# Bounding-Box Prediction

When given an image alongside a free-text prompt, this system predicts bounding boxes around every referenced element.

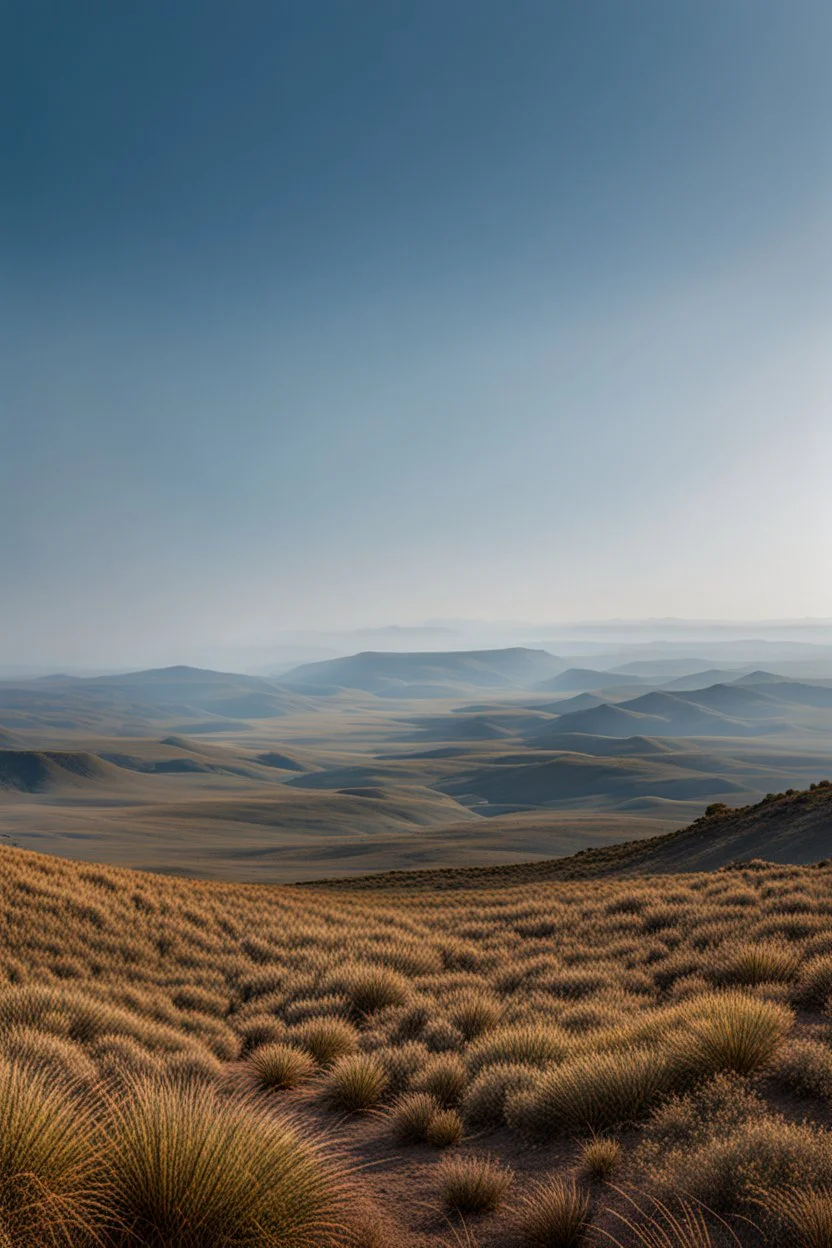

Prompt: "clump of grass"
[423,1018,465,1052]
[438,1154,513,1215]
[238,1015,287,1055]
[673,992,792,1078]
[391,1091,441,1143]
[796,955,832,1010]
[320,1053,388,1113]
[249,1042,317,1091]
[506,1047,673,1137]
[426,1108,464,1148]
[579,1135,621,1182]
[379,1040,428,1095]
[467,1024,570,1075]
[754,1184,832,1247]
[289,1018,360,1068]
[462,1063,540,1129]
[413,1053,468,1108]
[165,1046,224,1085]
[106,1074,347,1247]
[334,966,410,1019]
[0,1057,101,1245]
[708,940,801,987]
[512,1175,591,1247]
[0,1024,98,1090]
[448,991,502,1041]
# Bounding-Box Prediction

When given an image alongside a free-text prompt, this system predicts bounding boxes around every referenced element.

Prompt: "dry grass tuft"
[425,1108,464,1148]
[106,1075,347,1247]
[391,1091,441,1143]
[513,1175,591,1246]
[413,1052,468,1107]
[579,1134,621,1182]
[320,1053,388,1113]
[249,1042,318,1091]
[754,1183,832,1247]
[507,1047,673,1137]
[0,1057,101,1245]
[605,1192,741,1248]
[438,1153,513,1214]
[289,1018,360,1068]
[672,991,792,1078]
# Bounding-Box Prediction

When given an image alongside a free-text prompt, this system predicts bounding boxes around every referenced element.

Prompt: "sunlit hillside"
[3,812,832,1244]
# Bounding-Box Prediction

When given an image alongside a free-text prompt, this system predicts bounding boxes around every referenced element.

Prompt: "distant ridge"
[0,750,118,793]
[534,667,641,693]
[280,647,564,696]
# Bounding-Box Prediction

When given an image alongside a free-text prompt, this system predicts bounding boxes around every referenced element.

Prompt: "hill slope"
[280,647,563,695]
[323,783,832,889]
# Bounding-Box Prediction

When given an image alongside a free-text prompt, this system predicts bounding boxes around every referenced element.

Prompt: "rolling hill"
[542,689,782,739]
[533,667,642,693]
[0,666,315,732]
[280,647,564,696]
[0,750,122,793]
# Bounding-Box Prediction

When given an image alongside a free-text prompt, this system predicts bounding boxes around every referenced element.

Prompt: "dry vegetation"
[3,840,832,1243]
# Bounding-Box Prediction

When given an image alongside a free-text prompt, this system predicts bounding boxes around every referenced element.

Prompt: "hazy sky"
[3,1,832,665]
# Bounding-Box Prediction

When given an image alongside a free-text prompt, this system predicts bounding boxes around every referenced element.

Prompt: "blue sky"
[3,1,832,665]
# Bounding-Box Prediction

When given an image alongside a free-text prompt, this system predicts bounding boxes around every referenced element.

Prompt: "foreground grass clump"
[438,1154,513,1214]
[513,1175,591,1247]
[0,1057,101,1245]
[106,1076,348,1247]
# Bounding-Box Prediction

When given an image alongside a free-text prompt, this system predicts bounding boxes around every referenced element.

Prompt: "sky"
[3,0,832,667]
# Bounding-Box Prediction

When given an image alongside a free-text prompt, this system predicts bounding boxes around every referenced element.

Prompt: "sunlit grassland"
[2,843,832,1242]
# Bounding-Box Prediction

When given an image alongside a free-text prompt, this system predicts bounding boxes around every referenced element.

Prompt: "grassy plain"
[3,833,832,1243]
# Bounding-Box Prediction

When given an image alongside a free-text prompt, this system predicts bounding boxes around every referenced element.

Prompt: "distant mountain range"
[280,647,565,696]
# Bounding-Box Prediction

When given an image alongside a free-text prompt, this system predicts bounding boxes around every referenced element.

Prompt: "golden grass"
[249,1042,318,1091]
[105,1076,348,1247]
[1,843,832,1241]
[512,1175,591,1247]
[438,1154,513,1214]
